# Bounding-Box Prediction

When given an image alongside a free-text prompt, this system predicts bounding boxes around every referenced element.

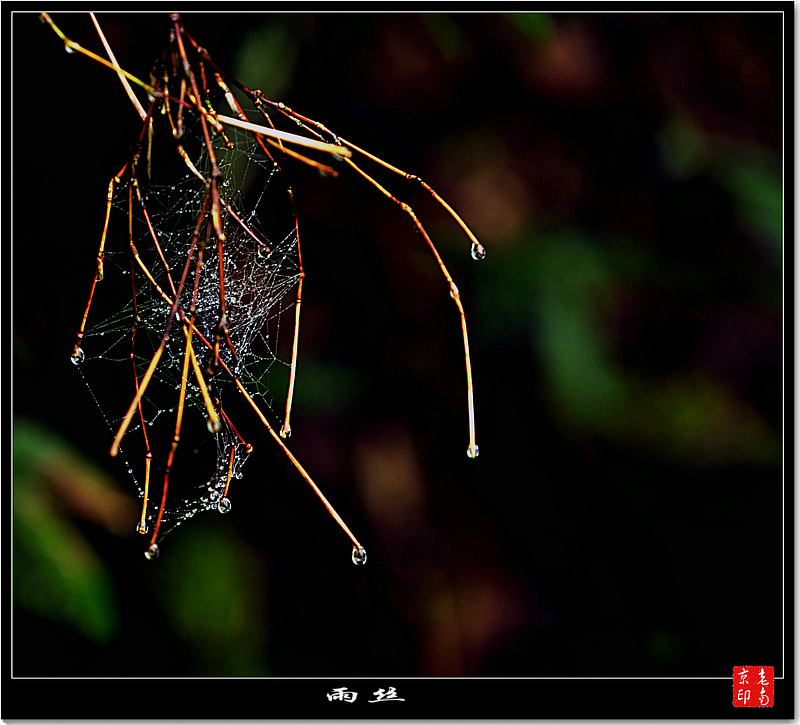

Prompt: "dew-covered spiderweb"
[53,12,483,564]
[74,102,302,546]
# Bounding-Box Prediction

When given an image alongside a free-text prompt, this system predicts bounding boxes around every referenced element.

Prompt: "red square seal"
[733,666,774,707]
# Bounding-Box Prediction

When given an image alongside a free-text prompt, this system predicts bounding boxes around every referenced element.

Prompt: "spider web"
[73,82,301,542]
[60,12,481,562]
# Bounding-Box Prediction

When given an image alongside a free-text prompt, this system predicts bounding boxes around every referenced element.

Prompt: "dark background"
[10,6,790,718]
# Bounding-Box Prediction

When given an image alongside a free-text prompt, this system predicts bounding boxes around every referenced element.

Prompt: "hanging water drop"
[218,497,232,514]
[64,43,74,54]
[207,417,221,434]
[352,546,367,566]
[257,245,272,261]
[136,522,148,535]
[70,348,85,366]
[467,444,480,459]
[145,543,160,560]
[470,241,486,261]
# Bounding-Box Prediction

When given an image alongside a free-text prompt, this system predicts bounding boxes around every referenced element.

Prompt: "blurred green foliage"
[14,419,270,676]
[508,13,556,44]
[14,418,120,644]
[233,17,298,100]
[660,114,782,267]
[482,220,780,464]
[153,522,270,676]
[422,14,470,61]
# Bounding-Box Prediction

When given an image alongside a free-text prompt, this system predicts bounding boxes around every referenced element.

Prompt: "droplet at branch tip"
[352,546,367,566]
[470,242,486,261]
[145,543,160,560]
[467,444,479,458]
[218,497,232,514]
[70,348,85,366]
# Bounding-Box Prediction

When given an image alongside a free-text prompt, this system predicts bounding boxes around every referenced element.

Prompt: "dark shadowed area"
[10,7,788,717]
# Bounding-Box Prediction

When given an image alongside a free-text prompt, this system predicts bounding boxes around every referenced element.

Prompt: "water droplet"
[136,522,148,535]
[257,245,272,260]
[209,489,221,502]
[223,179,230,187]
[64,43,74,54]
[352,546,367,566]
[207,417,221,433]
[470,242,486,261]
[467,444,480,459]
[144,543,160,560]
[245,444,254,454]
[235,472,243,479]
[70,348,85,366]
[280,424,291,439]
[218,497,232,514]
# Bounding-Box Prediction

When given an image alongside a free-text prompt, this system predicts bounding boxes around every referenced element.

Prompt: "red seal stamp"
[733,666,774,707]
